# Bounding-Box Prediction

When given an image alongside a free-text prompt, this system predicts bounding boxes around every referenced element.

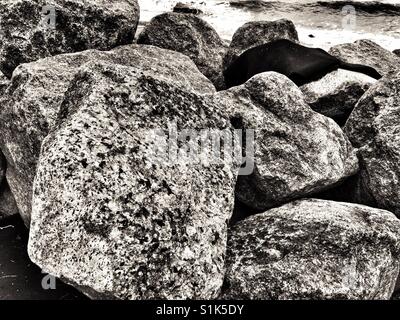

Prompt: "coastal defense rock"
[223,19,299,71]
[224,199,400,300]
[300,69,376,125]
[0,0,140,78]
[137,12,227,90]
[28,59,239,299]
[216,72,358,212]
[329,40,400,76]
[0,45,215,226]
[343,71,400,216]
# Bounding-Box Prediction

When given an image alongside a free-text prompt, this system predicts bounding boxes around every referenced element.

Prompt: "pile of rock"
[1,0,400,300]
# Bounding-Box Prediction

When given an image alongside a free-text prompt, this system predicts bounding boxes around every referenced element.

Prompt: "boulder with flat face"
[0,45,215,226]
[28,56,238,299]
[137,12,227,90]
[0,0,140,78]
[224,199,400,300]
[216,72,359,212]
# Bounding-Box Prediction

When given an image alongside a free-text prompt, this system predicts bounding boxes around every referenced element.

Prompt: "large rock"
[223,19,299,72]
[216,72,359,212]
[0,45,215,226]
[28,56,239,299]
[394,49,400,57]
[343,71,400,216]
[224,199,400,300]
[329,40,400,77]
[300,69,377,125]
[0,0,140,78]
[137,12,227,90]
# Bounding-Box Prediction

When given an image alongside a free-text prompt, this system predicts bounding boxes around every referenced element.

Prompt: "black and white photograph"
[0,0,400,309]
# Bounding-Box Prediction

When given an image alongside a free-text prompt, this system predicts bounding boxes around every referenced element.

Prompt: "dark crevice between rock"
[0,215,86,300]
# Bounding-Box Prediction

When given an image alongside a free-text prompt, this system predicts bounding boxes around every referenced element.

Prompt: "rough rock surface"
[28,58,239,299]
[223,19,299,72]
[0,0,140,78]
[394,49,400,57]
[216,72,359,211]
[329,40,400,76]
[343,71,400,216]
[137,12,227,90]
[224,199,400,300]
[300,69,376,125]
[0,45,215,226]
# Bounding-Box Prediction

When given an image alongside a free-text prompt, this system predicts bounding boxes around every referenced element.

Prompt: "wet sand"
[0,216,85,300]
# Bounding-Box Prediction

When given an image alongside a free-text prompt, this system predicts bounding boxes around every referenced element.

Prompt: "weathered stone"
[28,58,238,299]
[300,69,376,125]
[394,49,400,57]
[329,40,400,76]
[343,71,400,216]
[216,72,358,211]
[0,45,215,226]
[223,19,299,72]
[0,0,140,78]
[224,199,400,300]
[137,12,227,90]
